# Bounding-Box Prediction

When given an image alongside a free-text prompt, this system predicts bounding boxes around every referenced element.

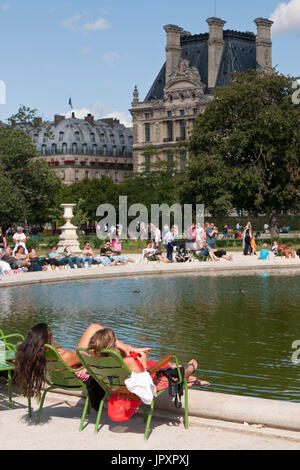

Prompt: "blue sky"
[0,0,299,126]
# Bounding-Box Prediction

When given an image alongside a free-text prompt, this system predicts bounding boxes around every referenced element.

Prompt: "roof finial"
[132,85,139,105]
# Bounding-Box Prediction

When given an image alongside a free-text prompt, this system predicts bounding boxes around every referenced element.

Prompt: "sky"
[0,0,299,127]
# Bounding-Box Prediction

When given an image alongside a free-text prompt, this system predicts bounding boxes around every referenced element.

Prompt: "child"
[250,236,257,255]
[259,243,270,260]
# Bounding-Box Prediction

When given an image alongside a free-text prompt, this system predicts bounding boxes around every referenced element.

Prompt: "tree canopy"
[180,71,300,216]
[0,116,62,227]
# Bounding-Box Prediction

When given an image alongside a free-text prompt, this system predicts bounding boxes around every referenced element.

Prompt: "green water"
[1,270,300,401]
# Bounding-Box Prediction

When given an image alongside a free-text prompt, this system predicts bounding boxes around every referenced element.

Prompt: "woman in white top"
[12,227,28,256]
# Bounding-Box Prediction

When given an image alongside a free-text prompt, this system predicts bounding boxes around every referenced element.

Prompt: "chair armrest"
[148,354,173,375]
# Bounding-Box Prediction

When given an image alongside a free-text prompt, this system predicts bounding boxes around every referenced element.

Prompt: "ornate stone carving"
[166,59,203,86]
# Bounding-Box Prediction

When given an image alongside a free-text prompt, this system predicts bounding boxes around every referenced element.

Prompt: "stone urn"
[57,204,81,253]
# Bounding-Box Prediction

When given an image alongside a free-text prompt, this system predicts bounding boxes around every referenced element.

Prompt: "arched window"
[75,131,80,142]
[41,144,46,155]
[90,133,95,143]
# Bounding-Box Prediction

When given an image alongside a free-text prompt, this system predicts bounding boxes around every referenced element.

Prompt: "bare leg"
[185,359,210,388]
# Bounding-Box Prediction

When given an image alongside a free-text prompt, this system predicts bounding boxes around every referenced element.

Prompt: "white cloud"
[82,17,110,31]
[102,111,132,128]
[61,14,110,32]
[270,0,300,35]
[63,103,132,128]
[102,51,121,63]
[61,14,81,31]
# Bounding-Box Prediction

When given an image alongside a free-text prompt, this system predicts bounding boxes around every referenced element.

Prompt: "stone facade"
[130,17,273,172]
[27,113,133,185]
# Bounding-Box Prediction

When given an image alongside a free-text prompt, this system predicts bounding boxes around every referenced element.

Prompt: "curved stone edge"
[47,388,300,433]
[0,263,299,289]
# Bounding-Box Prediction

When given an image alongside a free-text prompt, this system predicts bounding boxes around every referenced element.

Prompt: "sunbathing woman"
[13,322,151,398]
[86,328,210,388]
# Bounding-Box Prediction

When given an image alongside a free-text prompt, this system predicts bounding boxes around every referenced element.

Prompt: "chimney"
[71,112,75,119]
[254,18,273,72]
[54,115,65,126]
[163,24,183,83]
[84,113,95,126]
[100,118,120,128]
[33,117,43,128]
[206,17,226,89]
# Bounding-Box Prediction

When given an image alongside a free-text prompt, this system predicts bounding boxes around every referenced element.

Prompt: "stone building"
[130,17,273,172]
[28,113,133,185]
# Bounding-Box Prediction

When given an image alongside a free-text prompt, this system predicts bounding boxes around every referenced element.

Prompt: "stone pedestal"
[57,204,81,253]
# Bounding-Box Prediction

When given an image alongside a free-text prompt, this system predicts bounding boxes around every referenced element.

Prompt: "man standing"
[163,226,176,262]
[206,223,218,251]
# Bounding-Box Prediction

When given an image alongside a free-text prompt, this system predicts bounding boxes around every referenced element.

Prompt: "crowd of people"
[1,222,300,277]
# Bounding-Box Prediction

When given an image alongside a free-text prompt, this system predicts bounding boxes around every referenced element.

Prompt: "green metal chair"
[76,348,189,440]
[35,344,90,431]
[0,341,17,410]
[0,332,31,413]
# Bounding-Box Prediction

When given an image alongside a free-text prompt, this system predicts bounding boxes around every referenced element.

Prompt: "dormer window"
[110,134,115,144]
[33,134,38,144]
[59,132,64,142]
[75,131,80,142]
[90,133,95,142]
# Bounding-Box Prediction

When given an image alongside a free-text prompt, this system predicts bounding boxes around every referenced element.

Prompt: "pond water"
[1,270,300,401]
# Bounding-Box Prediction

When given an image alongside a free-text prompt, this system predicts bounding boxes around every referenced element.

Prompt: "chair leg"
[7,370,12,410]
[184,380,189,429]
[79,395,90,432]
[94,397,105,433]
[28,395,32,418]
[35,386,54,424]
[144,401,154,440]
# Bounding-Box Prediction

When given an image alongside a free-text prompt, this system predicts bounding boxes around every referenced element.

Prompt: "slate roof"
[145,30,256,101]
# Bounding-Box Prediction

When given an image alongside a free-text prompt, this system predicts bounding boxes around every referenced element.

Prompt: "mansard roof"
[145,29,256,101]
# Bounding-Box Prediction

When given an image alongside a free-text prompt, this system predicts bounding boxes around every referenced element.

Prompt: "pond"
[0,270,300,401]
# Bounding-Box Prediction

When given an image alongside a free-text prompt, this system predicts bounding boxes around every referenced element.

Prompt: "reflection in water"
[0,271,300,401]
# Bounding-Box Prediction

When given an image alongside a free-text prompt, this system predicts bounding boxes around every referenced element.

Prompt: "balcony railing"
[40,147,133,157]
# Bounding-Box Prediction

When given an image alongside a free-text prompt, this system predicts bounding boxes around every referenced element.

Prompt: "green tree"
[0,116,62,227]
[180,71,300,217]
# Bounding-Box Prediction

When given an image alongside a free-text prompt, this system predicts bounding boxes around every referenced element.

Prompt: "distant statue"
[269,210,278,238]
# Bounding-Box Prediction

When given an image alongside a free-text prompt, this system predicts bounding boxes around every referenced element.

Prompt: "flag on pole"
[68,96,73,109]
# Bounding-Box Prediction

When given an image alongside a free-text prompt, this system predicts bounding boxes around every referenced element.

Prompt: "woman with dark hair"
[15,245,31,269]
[13,322,151,398]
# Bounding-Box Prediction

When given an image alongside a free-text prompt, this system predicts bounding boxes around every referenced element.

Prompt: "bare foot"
[187,378,211,388]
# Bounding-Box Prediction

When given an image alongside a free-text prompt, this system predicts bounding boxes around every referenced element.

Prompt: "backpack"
[156,366,185,408]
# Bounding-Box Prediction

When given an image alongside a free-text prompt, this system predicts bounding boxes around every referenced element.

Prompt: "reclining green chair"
[35,344,90,431]
[76,348,189,440]
[0,331,28,411]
